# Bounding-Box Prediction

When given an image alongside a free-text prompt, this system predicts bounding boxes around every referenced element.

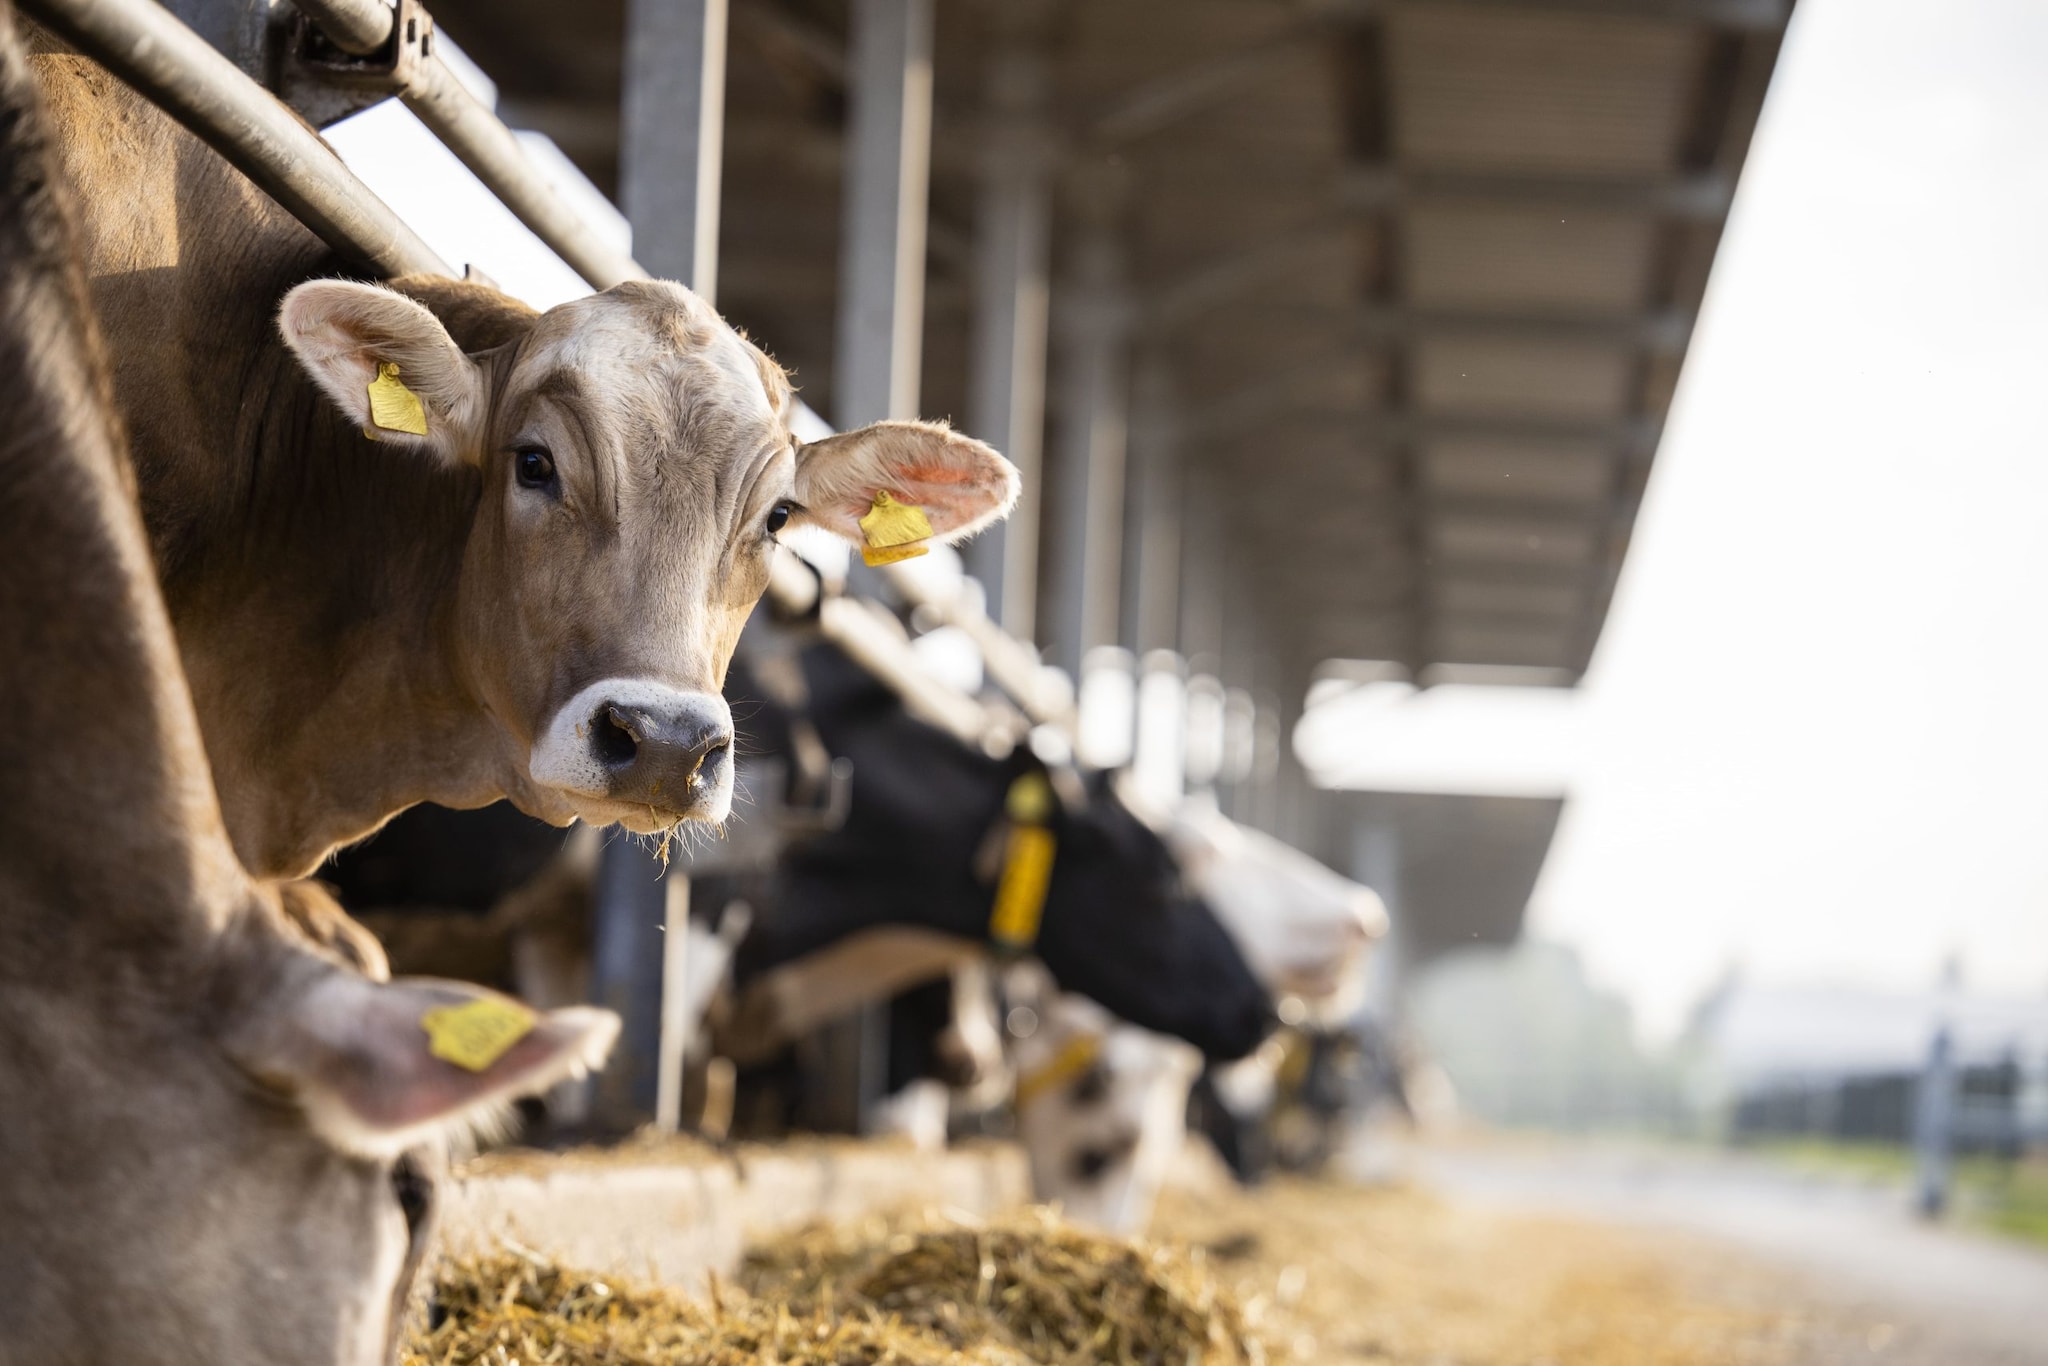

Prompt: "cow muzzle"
[529,681,735,829]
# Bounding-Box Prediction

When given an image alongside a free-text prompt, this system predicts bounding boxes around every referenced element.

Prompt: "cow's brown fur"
[29,51,1016,883]
[0,19,614,1359]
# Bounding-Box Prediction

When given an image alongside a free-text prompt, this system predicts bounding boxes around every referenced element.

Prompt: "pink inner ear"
[343,1020,579,1132]
[894,464,981,486]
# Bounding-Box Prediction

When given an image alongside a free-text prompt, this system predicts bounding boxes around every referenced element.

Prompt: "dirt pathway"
[1414,1143,2048,1365]
[1151,1171,1967,1365]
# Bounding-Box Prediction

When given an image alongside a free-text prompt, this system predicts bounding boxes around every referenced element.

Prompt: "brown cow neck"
[0,35,255,988]
[160,352,510,881]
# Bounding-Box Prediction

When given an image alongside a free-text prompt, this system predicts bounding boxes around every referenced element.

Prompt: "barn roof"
[435,0,1790,685]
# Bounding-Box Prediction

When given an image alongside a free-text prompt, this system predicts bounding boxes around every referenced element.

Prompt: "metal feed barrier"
[21,0,1083,1133]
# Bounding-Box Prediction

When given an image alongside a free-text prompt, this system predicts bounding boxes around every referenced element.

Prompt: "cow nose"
[591,698,732,807]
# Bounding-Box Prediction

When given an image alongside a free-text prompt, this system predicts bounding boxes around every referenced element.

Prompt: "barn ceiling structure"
[417,0,1790,956]
[438,0,1786,679]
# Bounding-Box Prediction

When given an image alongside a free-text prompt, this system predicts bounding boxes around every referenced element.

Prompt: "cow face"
[277,280,1016,835]
[1167,805,1387,1011]
[744,649,1274,1063]
[1029,771,1276,1061]
[1008,989,1202,1233]
[3,906,616,1366]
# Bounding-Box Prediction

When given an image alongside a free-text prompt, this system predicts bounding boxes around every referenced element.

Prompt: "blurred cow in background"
[1164,800,1397,1181]
[1006,804,1396,1227]
[1004,974,1204,1232]
[721,643,1273,1067]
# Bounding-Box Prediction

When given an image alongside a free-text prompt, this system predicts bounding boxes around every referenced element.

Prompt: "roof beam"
[1086,32,1315,146]
[1156,295,1695,354]
[1339,165,1735,221]
[1312,0,1790,31]
[1186,384,1663,452]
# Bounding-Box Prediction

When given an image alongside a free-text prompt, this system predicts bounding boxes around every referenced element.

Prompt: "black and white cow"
[720,642,1273,1067]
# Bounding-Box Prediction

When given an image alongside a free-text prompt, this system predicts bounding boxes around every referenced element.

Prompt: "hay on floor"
[405,1209,1260,1366]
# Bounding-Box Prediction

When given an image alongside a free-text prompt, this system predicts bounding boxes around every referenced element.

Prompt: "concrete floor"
[1408,1140,2048,1366]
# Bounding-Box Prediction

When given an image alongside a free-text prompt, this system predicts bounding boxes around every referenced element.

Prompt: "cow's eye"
[765,502,793,536]
[514,445,556,489]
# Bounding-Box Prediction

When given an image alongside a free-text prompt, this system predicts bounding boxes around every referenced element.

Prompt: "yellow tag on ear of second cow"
[419,997,536,1072]
[366,360,429,436]
[859,490,933,567]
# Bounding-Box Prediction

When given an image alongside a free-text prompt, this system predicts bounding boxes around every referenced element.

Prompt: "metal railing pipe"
[22,0,450,278]
[291,0,646,290]
[769,552,1009,752]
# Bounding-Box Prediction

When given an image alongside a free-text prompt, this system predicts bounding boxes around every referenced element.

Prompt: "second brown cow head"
[279,277,1017,834]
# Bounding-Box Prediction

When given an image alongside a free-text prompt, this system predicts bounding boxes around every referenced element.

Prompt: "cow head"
[2,889,618,1366]
[1027,768,1276,1060]
[1166,803,1388,1013]
[277,279,1017,834]
[1007,986,1203,1233]
[756,648,1276,1063]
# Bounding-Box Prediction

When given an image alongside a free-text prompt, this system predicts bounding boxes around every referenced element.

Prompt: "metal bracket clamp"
[281,0,429,126]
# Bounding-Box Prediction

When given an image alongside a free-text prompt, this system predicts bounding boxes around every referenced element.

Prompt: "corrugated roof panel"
[1431,620,1580,669]
[1434,578,1586,618]
[1433,515,1599,566]
[1414,338,1635,419]
[1423,439,1615,501]
[1403,205,1659,314]
[1388,5,1701,176]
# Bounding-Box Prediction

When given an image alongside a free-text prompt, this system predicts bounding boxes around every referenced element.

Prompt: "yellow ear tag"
[366,360,429,437]
[420,997,536,1072]
[1006,771,1055,823]
[989,771,1058,952]
[858,490,933,567]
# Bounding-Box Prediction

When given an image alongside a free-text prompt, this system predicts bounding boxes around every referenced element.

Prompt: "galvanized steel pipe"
[20,0,450,278]
[291,0,646,290]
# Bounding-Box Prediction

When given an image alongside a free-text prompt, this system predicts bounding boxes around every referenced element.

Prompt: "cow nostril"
[687,730,734,778]
[594,705,641,768]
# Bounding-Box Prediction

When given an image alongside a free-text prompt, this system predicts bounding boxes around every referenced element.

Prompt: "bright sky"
[1305,0,2048,1037]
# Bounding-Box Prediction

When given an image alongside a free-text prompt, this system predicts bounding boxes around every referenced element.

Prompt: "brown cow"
[0,14,617,1361]
[29,49,1018,880]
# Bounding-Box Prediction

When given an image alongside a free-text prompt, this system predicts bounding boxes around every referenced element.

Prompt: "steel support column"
[1045,173,1131,676]
[1124,355,1182,659]
[622,0,727,297]
[835,0,934,427]
[962,23,1053,637]
[588,842,671,1129]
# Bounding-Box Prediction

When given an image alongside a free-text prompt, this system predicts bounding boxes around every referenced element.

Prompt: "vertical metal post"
[1178,467,1224,669]
[1125,355,1182,657]
[653,873,693,1134]
[1351,816,1404,1011]
[1045,174,1131,676]
[622,0,728,298]
[963,26,1052,637]
[835,0,934,428]
[1915,1022,1957,1219]
[589,843,668,1129]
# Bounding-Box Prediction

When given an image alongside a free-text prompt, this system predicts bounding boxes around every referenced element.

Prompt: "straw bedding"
[403,1209,1259,1366]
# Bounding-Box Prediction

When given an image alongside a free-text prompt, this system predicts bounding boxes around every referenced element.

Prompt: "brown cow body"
[0,13,617,1359]
[30,49,1018,881]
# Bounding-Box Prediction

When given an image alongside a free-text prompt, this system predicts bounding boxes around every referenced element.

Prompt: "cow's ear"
[278,280,489,465]
[789,420,1019,551]
[225,965,618,1159]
